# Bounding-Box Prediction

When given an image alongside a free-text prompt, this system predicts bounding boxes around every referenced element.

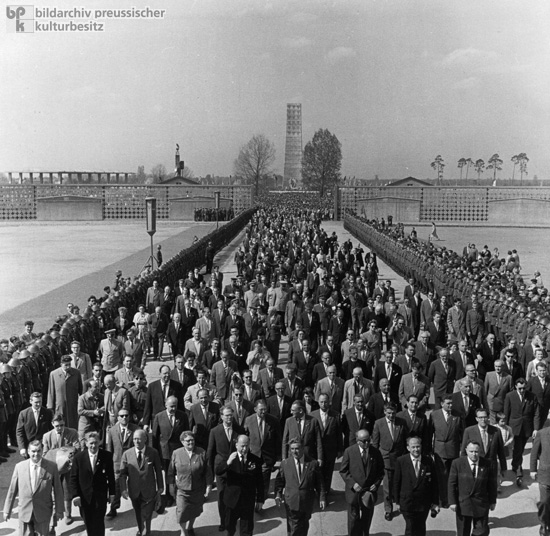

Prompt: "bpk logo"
[6,5,34,33]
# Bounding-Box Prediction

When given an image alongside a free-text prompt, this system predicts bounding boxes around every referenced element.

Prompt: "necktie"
[226,427,232,442]
[354,381,359,394]
[481,429,488,451]
[32,464,39,491]
[259,419,264,442]
[240,456,245,472]
[203,406,208,420]
[170,415,175,427]
[137,450,143,468]
[297,461,302,480]
[388,421,394,439]
[122,428,127,443]
[357,411,362,426]
[414,459,420,477]
[91,455,96,473]
[472,463,477,478]
[497,374,500,385]
[362,448,368,467]
[464,396,469,412]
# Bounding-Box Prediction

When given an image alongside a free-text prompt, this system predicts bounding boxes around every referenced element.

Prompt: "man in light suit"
[342,367,375,412]
[420,291,437,327]
[105,408,138,518]
[275,436,326,536]
[429,394,463,508]
[241,370,262,405]
[339,429,385,536]
[103,374,130,439]
[372,401,407,519]
[484,359,513,424]
[67,340,93,385]
[428,348,457,409]
[447,298,466,344]
[195,307,220,345]
[228,386,254,428]
[42,413,80,455]
[448,441,497,536]
[244,399,282,503]
[70,431,116,536]
[531,425,550,535]
[210,350,239,403]
[398,361,430,412]
[4,439,64,535]
[120,429,163,536]
[393,436,439,536]
[47,356,83,431]
[314,365,345,413]
[184,328,208,364]
[312,393,343,495]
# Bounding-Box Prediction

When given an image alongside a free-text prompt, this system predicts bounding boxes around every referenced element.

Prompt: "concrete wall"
[357,197,421,222]
[36,196,103,221]
[488,198,550,225]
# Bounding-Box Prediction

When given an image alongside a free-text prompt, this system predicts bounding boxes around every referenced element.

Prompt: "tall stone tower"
[283,103,303,189]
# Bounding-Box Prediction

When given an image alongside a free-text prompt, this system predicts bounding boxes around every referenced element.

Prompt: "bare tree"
[150,164,167,184]
[234,134,276,197]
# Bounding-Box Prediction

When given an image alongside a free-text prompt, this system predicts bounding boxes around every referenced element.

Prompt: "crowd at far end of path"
[2,197,550,536]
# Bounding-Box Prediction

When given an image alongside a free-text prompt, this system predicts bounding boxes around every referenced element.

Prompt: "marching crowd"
[1,202,550,536]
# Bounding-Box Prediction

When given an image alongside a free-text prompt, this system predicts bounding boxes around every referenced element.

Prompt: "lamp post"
[214,191,220,230]
[145,197,157,272]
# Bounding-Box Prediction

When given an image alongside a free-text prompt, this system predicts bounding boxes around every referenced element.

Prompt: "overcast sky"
[1,0,549,181]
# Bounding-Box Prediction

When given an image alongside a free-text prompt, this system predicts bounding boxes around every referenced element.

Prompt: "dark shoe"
[385,512,392,521]
[166,497,175,507]
[49,529,56,536]
[65,515,73,525]
[0,456,7,462]
[188,529,196,536]
[136,532,141,536]
[106,509,117,519]
[516,477,523,487]
[5,447,16,453]
[0,451,10,457]
[218,525,225,531]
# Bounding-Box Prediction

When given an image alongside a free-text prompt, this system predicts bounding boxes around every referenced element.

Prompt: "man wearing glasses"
[105,410,138,519]
[504,377,540,486]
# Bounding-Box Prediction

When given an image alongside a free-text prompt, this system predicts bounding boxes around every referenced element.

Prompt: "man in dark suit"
[166,313,186,358]
[244,399,281,504]
[207,406,245,532]
[393,436,439,536]
[148,305,169,361]
[527,360,550,430]
[372,401,407,520]
[477,333,500,380]
[282,363,304,402]
[311,351,332,386]
[216,434,264,536]
[452,378,481,428]
[340,429,385,536]
[228,386,254,428]
[119,429,163,536]
[311,393,343,495]
[342,394,375,449]
[257,358,284,400]
[152,395,189,509]
[504,377,540,484]
[427,311,446,348]
[241,371,262,405]
[188,389,220,450]
[448,441,497,536]
[266,382,293,428]
[174,298,199,341]
[224,305,245,341]
[282,401,323,464]
[293,339,318,388]
[275,436,326,536]
[396,394,430,450]
[367,378,399,420]
[414,331,436,372]
[142,365,184,429]
[530,425,550,536]
[16,392,53,457]
[429,394,463,508]
[428,348,457,409]
[461,407,506,480]
[70,431,116,536]
[451,339,475,380]
[170,355,196,397]
[300,303,321,349]
[373,351,402,398]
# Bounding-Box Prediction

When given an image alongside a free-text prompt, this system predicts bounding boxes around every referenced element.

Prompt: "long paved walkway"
[0,221,541,536]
